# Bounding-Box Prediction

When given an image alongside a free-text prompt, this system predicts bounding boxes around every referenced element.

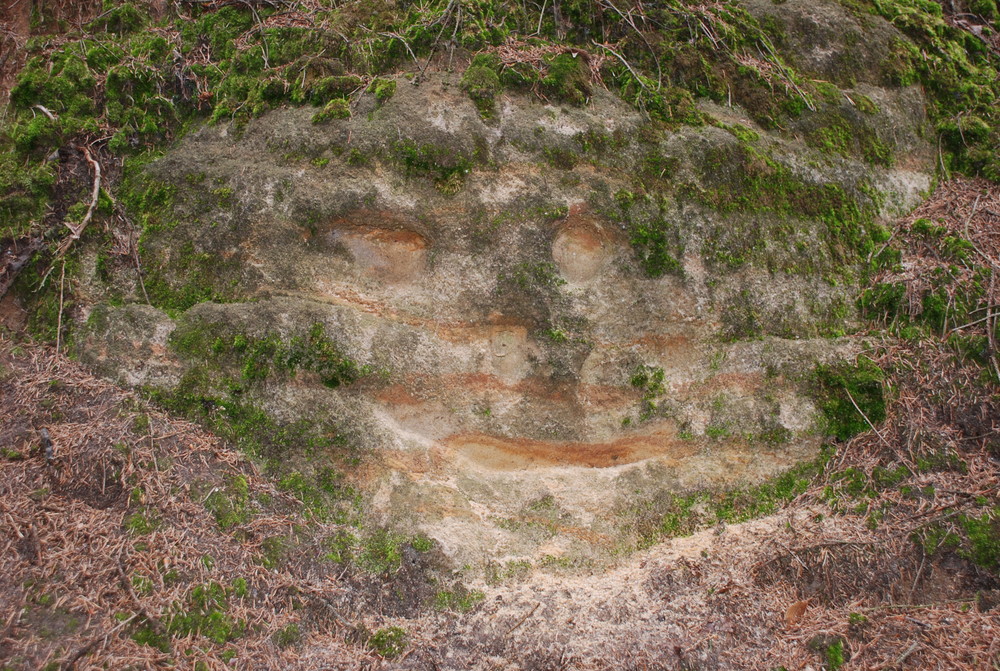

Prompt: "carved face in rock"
[84,68,932,564]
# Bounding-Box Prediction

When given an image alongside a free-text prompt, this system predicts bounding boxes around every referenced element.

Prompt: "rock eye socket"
[328,224,429,282]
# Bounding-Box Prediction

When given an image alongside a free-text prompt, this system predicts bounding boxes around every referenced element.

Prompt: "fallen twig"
[505,603,539,636]
[987,271,1000,382]
[596,0,662,88]
[893,641,920,668]
[56,260,66,354]
[33,104,58,120]
[592,40,648,90]
[55,145,102,258]
[845,388,891,449]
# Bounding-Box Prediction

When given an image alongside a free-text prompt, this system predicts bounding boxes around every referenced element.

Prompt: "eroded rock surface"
[78,0,935,567]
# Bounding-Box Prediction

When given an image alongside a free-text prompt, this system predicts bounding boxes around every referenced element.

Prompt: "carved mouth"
[442,430,693,470]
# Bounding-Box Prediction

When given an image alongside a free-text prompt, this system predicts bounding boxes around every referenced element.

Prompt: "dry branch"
[56,145,102,258]
[33,104,58,120]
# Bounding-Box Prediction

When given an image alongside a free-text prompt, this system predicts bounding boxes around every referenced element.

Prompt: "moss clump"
[164,582,246,645]
[618,78,703,127]
[858,225,992,350]
[713,120,760,144]
[461,56,502,118]
[393,138,473,191]
[574,127,627,155]
[257,535,289,570]
[131,623,172,653]
[913,507,1000,573]
[367,626,407,659]
[124,508,161,535]
[150,378,343,462]
[203,474,252,530]
[630,364,667,421]
[171,320,368,390]
[720,290,765,341]
[88,2,150,34]
[0,154,55,239]
[815,357,886,441]
[804,114,894,168]
[273,623,302,648]
[312,98,351,124]
[969,0,999,20]
[959,509,1000,571]
[542,52,590,105]
[367,77,397,105]
[857,281,907,326]
[825,638,847,670]
[140,238,239,314]
[321,528,430,571]
[433,587,485,612]
[500,261,566,293]
[118,158,246,314]
[356,529,412,575]
[819,464,913,510]
[861,0,1000,179]
[630,218,684,278]
[150,320,370,465]
[309,75,363,105]
[278,468,358,522]
[612,191,685,278]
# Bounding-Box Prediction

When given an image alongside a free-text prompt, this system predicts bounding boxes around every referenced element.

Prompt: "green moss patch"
[162,581,247,646]
[392,138,474,193]
[914,508,1000,573]
[858,216,997,384]
[629,451,830,545]
[804,113,894,167]
[148,320,369,466]
[171,320,368,390]
[367,626,407,659]
[320,528,433,575]
[690,141,885,272]
[611,191,686,278]
[630,364,667,421]
[201,475,252,531]
[273,623,302,648]
[461,55,503,118]
[541,53,590,105]
[814,357,886,442]
[124,507,161,535]
[432,587,485,612]
[860,1,1000,180]
[312,99,351,124]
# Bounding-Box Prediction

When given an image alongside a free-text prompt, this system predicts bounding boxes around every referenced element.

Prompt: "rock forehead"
[81,17,934,564]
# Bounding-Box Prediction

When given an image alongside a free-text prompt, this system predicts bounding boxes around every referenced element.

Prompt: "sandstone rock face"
[79,0,934,566]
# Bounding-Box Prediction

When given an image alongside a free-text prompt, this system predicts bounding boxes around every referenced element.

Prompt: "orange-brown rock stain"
[443,430,693,470]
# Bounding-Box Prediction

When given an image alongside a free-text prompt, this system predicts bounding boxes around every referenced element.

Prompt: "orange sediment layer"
[442,430,692,470]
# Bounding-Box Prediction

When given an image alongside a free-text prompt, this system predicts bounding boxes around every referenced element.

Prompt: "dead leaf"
[785,600,808,627]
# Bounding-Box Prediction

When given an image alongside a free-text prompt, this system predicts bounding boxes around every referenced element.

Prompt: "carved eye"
[329,225,429,282]
[552,219,610,283]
